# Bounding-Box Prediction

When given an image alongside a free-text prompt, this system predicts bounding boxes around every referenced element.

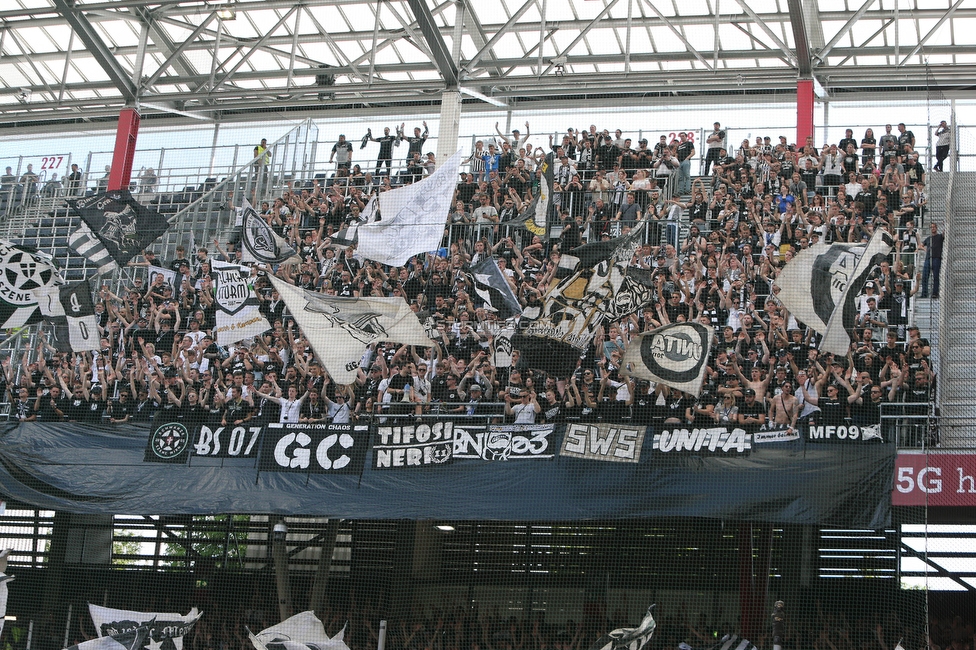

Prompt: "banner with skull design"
[515,221,652,377]
[69,189,170,268]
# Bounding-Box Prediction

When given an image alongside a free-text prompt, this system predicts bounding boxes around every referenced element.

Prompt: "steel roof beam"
[406,0,458,86]
[640,0,712,71]
[734,0,796,66]
[52,0,138,101]
[898,0,965,66]
[540,0,620,76]
[787,0,811,76]
[814,0,876,64]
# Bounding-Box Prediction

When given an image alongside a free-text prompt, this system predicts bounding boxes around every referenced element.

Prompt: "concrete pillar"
[436,89,463,165]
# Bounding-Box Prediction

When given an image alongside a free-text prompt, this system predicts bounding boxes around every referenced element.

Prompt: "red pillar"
[796,79,814,148]
[107,108,141,192]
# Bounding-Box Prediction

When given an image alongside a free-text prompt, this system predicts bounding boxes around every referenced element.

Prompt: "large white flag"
[89,605,201,650]
[775,229,892,355]
[249,611,351,650]
[621,323,712,396]
[269,276,432,384]
[211,260,272,345]
[357,150,463,266]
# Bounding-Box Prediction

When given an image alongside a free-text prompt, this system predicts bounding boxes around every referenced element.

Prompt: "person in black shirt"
[129,386,156,423]
[180,390,210,426]
[61,383,91,422]
[737,388,766,434]
[399,122,428,163]
[34,386,64,422]
[85,386,108,423]
[367,126,398,176]
[222,386,251,426]
[108,390,132,424]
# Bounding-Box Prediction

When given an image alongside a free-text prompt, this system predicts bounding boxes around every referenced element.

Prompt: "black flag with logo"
[621,322,712,396]
[69,189,170,268]
[470,258,522,319]
[35,279,99,353]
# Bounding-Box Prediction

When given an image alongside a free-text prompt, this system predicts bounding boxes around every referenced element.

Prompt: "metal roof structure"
[0,0,972,129]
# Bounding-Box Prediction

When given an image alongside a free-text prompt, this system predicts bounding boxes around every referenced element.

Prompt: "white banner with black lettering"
[452,423,556,461]
[211,260,271,345]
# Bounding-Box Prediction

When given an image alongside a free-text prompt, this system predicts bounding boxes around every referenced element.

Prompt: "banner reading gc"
[259,422,369,474]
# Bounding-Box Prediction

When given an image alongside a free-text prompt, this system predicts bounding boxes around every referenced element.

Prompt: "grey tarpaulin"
[0,422,894,527]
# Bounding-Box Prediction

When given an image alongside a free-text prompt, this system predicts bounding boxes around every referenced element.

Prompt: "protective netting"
[0,98,967,650]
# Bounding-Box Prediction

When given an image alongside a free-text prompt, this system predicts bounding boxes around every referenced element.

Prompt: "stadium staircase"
[933,170,976,446]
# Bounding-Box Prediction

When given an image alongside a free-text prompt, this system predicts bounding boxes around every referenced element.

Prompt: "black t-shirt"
[737,400,765,433]
[64,397,90,422]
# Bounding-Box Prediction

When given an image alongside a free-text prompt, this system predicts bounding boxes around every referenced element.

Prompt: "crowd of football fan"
[56,594,973,650]
[2,120,947,437]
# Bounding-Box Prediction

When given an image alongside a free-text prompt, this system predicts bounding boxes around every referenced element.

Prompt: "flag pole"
[771,601,785,650]
[377,620,387,650]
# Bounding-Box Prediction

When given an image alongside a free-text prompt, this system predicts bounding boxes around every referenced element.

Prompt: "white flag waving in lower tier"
[212,260,271,345]
[269,276,433,384]
[65,625,151,650]
[621,323,712,396]
[357,150,463,266]
[89,604,202,650]
[249,611,351,650]
[589,605,656,650]
[775,229,892,355]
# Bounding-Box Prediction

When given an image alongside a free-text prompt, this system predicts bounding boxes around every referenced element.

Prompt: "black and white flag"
[35,279,100,353]
[0,240,62,330]
[69,189,170,271]
[330,195,376,249]
[211,260,271,346]
[589,606,656,650]
[65,625,151,650]
[621,322,711,396]
[711,634,759,650]
[515,220,649,377]
[470,257,521,319]
[89,605,201,650]
[510,154,554,240]
[249,611,351,650]
[269,276,432,384]
[775,229,893,355]
[240,199,301,266]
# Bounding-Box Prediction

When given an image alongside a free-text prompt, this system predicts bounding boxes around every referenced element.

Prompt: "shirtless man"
[731,358,772,405]
[768,381,799,428]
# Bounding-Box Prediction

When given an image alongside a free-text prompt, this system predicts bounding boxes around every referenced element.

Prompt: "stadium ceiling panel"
[0,0,971,128]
